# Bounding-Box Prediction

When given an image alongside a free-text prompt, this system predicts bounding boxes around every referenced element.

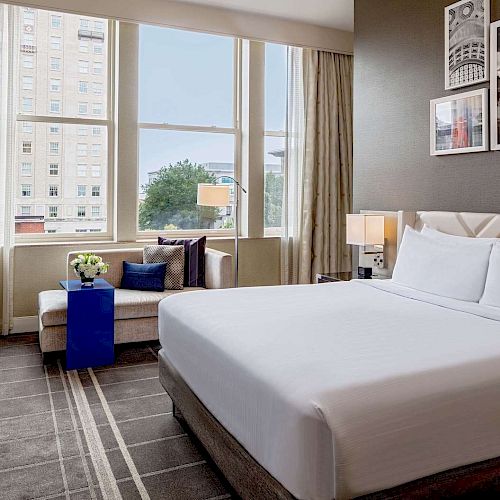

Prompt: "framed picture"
[445,0,489,90]
[430,88,488,155]
[491,20,500,150]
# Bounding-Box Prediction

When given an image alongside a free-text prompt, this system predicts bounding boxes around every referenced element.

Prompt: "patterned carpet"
[0,333,233,500]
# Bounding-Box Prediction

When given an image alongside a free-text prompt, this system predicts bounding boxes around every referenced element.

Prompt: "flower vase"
[80,275,95,287]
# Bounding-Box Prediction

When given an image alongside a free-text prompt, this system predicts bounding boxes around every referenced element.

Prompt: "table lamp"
[346,214,385,279]
[197,178,247,288]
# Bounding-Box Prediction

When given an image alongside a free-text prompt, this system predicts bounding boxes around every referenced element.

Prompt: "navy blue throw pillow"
[120,261,167,292]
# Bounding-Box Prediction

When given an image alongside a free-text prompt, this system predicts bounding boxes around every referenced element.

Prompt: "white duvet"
[158,280,500,499]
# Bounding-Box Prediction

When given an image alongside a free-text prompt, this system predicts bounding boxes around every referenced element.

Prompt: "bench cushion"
[39,287,204,327]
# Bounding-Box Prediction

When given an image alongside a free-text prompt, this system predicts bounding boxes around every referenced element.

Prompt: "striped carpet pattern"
[0,333,233,500]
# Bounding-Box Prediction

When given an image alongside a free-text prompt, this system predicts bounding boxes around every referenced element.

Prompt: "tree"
[264,171,283,227]
[139,159,219,231]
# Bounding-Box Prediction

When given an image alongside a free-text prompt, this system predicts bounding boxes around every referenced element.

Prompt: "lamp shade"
[197,184,231,207]
[346,214,385,246]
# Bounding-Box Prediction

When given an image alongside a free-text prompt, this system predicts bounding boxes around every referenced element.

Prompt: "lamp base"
[357,266,372,279]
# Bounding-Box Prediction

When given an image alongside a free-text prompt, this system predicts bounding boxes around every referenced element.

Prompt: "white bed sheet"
[158,280,500,499]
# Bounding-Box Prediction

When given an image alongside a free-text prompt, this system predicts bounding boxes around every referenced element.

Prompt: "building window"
[79,41,89,53]
[50,57,61,71]
[49,100,61,113]
[48,185,59,197]
[22,55,34,69]
[80,19,90,29]
[92,83,103,96]
[51,15,62,29]
[20,206,31,216]
[49,163,59,176]
[77,185,86,197]
[46,229,57,233]
[22,76,33,90]
[91,144,101,156]
[49,79,61,92]
[23,9,35,25]
[91,186,100,197]
[78,81,88,94]
[91,165,101,177]
[50,36,62,50]
[78,102,88,115]
[94,20,104,32]
[93,43,103,55]
[21,184,31,197]
[22,122,33,134]
[92,103,102,116]
[93,62,103,75]
[22,34,34,46]
[89,228,101,233]
[92,206,100,217]
[92,127,101,136]
[77,143,88,156]
[49,123,60,134]
[49,142,59,154]
[48,206,58,218]
[79,60,89,74]
[22,97,33,113]
[77,205,86,217]
[22,141,32,154]
[21,162,32,176]
[77,164,87,177]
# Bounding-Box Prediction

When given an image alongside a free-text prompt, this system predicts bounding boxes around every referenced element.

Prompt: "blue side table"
[60,279,115,370]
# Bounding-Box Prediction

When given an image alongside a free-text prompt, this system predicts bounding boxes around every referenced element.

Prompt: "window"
[23,9,35,25]
[92,206,100,217]
[94,20,104,32]
[21,162,32,176]
[48,206,58,218]
[78,127,88,136]
[51,15,62,29]
[91,165,101,177]
[49,163,59,176]
[79,60,89,74]
[49,79,61,92]
[20,206,31,216]
[77,205,86,217]
[138,26,236,231]
[92,127,101,136]
[22,97,33,113]
[89,228,101,233]
[91,186,100,197]
[93,43,103,55]
[22,55,34,69]
[93,62,102,75]
[78,102,88,115]
[79,41,89,53]
[50,57,61,71]
[21,184,31,197]
[78,81,88,94]
[91,144,101,156]
[77,164,87,176]
[77,185,86,197]
[263,43,287,235]
[48,185,58,197]
[92,83,103,96]
[22,141,32,154]
[77,143,88,156]
[49,123,60,134]
[92,103,102,116]
[46,229,57,234]
[80,19,90,29]
[22,34,34,46]
[49,142,59,154]
[50,36,62,50]
[22,76,33,90]
[49,100,61,114]
[22,122,33,133]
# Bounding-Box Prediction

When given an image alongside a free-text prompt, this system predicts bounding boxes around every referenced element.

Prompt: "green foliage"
[139,159,219,231]
[264,171,283,227]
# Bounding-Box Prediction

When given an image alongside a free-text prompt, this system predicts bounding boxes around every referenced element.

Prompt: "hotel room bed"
[158,278,500,499]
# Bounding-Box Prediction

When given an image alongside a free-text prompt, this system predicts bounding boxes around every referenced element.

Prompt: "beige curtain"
[297,49,353,284]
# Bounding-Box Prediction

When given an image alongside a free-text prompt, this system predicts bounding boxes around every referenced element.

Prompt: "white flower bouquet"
[70,253,109,286]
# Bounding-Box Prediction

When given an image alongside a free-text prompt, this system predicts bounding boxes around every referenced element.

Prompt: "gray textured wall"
[353,0,500,214]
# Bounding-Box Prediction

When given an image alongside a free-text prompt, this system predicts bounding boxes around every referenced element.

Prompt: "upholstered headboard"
[397,211,500,248]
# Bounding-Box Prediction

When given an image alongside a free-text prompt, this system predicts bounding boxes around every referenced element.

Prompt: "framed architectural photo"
[430,89,488,155]
[445,0,489,90]
[491,20,500,150]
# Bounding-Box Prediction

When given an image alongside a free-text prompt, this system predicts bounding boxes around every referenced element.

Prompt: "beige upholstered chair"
[38,247,232,353]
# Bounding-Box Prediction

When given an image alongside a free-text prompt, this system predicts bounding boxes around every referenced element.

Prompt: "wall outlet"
[373,253,384,269]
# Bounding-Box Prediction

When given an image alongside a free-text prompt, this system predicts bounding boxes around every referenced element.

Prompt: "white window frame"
[20,205,31,216]
[49,79,61,92]
[50,36,62,50]
[21,184,32,197]
[22,140,32,153]
[50,14,62,29]
[79,60,89,74]
[77,185,86,197]
[78,81,88,94]
[22,75,33,90]
[78,102,88,115]
[77,205,86,217]
[20,162,32,176]
[22,121,33,133]
[49,141,59,154]
[48,205,59,218]
[50,57,61,71]
[49,123,60,134]
[22,55,34,69]
[48,184,59,197]
[15,17,115,242]
[21,97,32,113]
[49,99,61,114]
[77,164,87,176]
[49,163,59,176]
[91,185,100,197]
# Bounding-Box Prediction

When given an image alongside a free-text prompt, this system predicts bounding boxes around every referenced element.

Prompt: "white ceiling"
[174,0,354,32]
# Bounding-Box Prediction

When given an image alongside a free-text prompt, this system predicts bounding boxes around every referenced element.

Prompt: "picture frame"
[445,0,489,90]
[490,20,500,150]
[430,88,488,156]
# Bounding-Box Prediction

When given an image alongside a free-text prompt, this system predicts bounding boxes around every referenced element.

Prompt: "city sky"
[138,25,287,188]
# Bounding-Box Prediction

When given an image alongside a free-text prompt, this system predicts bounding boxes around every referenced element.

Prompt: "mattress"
[158,280,500,499]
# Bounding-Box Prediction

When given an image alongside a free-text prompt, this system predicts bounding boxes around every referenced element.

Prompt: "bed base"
[158,352,500,499]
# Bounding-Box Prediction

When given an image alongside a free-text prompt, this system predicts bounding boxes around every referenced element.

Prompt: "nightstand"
[316,272,391,283]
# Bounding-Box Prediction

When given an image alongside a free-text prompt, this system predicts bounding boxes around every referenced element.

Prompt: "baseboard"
[11,316,39,334]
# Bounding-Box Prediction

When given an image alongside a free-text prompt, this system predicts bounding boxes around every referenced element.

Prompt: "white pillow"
[480,244,500,307]
[421,225,499,246]
[393,226,492,302]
